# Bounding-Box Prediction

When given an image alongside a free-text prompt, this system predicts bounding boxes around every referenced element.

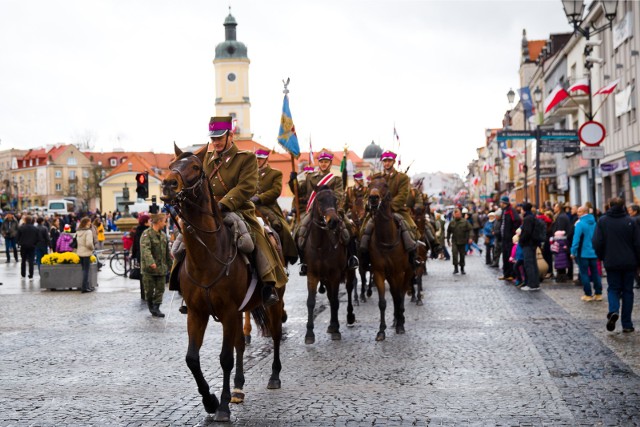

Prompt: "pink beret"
[255,149,270,159]
[380,150,397,161]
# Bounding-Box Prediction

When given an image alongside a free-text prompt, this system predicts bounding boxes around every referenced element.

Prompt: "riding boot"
[347,238,359,270]
[359,250,371,270]
[262,282,279,308]
[299,251,307,276]
[153,304,165,318]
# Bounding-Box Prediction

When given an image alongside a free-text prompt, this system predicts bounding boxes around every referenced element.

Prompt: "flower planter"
[40,264,98,290]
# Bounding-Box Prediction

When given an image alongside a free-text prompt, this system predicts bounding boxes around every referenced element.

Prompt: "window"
[29,159,33,167]
[109,158,117,167]
[55,170,62,178]
[83,169,89,178]
[120,157,127,163]
[67,157,77,166]
[101,170,106,179]
[69,170,76,179]
[55,183,61,191]
[69,183,76,194]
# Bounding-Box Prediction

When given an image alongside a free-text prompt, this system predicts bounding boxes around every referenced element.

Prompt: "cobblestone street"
[1,251,639,426]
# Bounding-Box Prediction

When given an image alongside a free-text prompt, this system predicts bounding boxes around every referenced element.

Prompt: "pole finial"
[282,77,290,95]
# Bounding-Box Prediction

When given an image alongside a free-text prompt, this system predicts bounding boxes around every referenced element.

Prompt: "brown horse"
[367,176,413,341]
[345,187,371,303]
[161,146,284,422]
[304,186,356,344]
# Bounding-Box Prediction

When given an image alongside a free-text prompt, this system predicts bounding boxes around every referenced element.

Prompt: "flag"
[309,136,314,165]
[595,79,620,95]
[518,87,534,118]
[393,126,400,141]
[277,95,300,157]
[569,78,590,94]
[501,148,518,159]
[482,163,491,172]
[544,85,569,113]
[340,149,348,190]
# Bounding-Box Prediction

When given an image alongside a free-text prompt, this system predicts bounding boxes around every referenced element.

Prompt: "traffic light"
[135,172,149,200]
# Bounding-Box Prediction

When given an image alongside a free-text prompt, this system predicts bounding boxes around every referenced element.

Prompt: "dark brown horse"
[367,176,413,341]
[161,146,284,422]
[304,186,356,344]
[345,187,372,303]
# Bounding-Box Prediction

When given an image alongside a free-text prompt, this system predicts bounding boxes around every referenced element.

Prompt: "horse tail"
[250,306,270,337]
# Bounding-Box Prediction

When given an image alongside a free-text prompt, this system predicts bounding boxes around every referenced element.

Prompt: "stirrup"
[299,264,307,276]
[348,255,359,270]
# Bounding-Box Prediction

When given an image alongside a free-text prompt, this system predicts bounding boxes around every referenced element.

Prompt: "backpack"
[533,218,547,244]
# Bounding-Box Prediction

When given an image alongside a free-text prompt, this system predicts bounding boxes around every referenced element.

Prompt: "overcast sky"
[0,0,572,177]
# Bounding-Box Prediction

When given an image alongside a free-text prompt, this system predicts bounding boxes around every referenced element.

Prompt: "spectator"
[93,218,105,250]
[551,230,570,282]
[76,217,95,293]
[628,204,640,290]
[571,205,602,301]
[35,217,51,273]
[17,215,38,279]
[482,212,496,265]
[1,212,19,262]
[499,197,521,281]
[593,197,640,333]
[56,224,75,253]
[518,202,540,291]
[131,214,150,300]
[510,231,524,287]
[434,212,450,260]
[49,218,61,252]
[490,209,502,269]
[551,203,573,283]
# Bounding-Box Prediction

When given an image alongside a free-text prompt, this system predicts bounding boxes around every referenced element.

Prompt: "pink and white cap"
[255,149,270,159]
[380,150,397,161]
[353,171,364,180]
[317,149,334,161]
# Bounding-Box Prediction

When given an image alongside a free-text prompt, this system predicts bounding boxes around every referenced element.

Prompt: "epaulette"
[236,150,252,154]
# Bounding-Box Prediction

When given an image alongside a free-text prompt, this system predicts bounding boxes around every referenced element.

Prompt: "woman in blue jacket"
[571,206,602,301]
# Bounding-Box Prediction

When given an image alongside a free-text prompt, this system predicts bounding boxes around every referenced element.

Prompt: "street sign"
[540,130,579,140]
[538,139,580,153]
[579,121,606,146]
[496,130,535,141]
[581,146,605,159]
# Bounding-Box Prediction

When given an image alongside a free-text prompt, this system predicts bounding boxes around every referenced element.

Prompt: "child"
[510,229,525,287]
[550,230,570,282]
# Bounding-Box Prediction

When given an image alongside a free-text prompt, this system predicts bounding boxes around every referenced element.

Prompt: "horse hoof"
[281,310,288,323]
[331,332,342,341]
[376,332,385,341]
[366,289,372,297]
[230,388,245,404]
[360,295,367,303]
[410,295,416,303]
[347,313,355,325]
[327,325,339,334]
[416,299,423,306]
[214,409,230,422]
[203,394,219,414]
[244,335,251,345]
[396,326,405,334]
[267,378,281,389]
[305,335,315,345]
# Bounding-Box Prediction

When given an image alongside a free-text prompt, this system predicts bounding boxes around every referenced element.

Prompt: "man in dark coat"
[628,204,640,289]
[552,202,574,283]
[518,203,540,291]
[593,197,640,333]
[17,215,39,279]
[499,197,520,280]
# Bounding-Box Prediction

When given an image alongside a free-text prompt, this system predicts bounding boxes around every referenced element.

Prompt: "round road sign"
[579,121,606,147]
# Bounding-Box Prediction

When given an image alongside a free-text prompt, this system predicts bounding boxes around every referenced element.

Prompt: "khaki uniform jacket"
[256,165,285,217]
[140,227,171,277]
[385,168,416,230]
[405,187,424,211]
[305,170,344,210]
[343,185,368,213]
[447,217,472,246]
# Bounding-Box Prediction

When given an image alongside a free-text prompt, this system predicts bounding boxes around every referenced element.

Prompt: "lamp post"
[533,86,543,207]
[562,0,619,206]
[507,88,528,202]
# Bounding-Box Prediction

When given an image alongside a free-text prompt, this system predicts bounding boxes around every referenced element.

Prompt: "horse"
[366,176,413,341]
[304,186,356,344]
[345,187,372,303]
[161,145,284,422]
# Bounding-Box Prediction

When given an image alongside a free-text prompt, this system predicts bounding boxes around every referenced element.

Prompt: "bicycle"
[97,241,131,277]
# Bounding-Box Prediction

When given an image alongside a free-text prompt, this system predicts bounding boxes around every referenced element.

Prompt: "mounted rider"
[250,148,298,266]
[293,148,359,276]
[360,150,420,267]
[203,116,287,307]
[343,171,368,216]
[288,165,315,219]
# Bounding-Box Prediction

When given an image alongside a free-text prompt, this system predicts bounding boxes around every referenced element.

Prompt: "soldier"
[203,116,286,307]
[250,148,298,265]
[343,171,368,215]
[405,180,424,213]
[360,150,420,267]
[293,148,358,276]
[288,165,314,218]
[140,213,171,317]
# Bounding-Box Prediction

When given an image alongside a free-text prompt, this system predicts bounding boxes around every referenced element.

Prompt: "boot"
[409,250,421,268]
[453,266,459,274]
[147,300,156,316]
[299,251,307,276]
[140,282,145,301]
[152,304,165,318]
[359,251,371,270]
[461,267,466,275]
[347,238,359,270]
[262,283,279,308]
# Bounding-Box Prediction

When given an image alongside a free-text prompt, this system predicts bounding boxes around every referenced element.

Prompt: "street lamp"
[533,86,543,207]
[508,89,528,202]
[562,0,618,206]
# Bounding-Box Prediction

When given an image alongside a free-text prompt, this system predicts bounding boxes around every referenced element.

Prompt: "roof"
[528,40,547,62]
[104,153,164,180]
[84,151,175,170]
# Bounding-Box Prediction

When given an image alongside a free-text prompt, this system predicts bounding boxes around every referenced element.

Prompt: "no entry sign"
[579,121,606,147]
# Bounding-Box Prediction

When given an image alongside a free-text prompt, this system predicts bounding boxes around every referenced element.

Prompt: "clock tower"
[213,11,251,139]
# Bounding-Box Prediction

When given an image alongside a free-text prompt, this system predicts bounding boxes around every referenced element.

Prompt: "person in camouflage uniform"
[250,148,298,265]
[446,208,473,275]
[140,213,171,317]
[292,148,358,276]
[202,116,286,307]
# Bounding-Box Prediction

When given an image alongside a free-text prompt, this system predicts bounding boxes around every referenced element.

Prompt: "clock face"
[227,73,236,82]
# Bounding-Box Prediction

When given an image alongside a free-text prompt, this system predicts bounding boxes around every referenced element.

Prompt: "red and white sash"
[306,173,335,213]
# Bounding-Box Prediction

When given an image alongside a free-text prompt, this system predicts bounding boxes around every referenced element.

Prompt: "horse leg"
[416,272,424,306]
[185,313,219,414]
[359,265,368,302]
[346,270,356,326]
[392,284,406,334]
[326,279,341,340]
[305,274,318,344]
[266,300,283,389]
[374,272,387,341]
[367,273,374,298]
[213,314,241,422]
[243,311,252,345]
[231,313,246,404]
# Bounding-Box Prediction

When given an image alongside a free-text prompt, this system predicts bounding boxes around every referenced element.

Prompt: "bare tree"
[71,129,96,151]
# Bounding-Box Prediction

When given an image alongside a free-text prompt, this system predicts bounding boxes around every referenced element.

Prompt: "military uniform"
[203,144,287,289]
[304,169,345,214]
[140,226,171,315]
[447,216,472,273]
[405,186,424,212]
[255,163,298,264]
[343,184,368,214]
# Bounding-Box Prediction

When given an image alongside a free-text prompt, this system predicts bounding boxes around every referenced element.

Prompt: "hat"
[353,171,364,180]
[255,148,270,159]
[461,208,469,214]
[303,166,315,172]
[63,224,71,232]
[317,149,334,161]
[208,116,233,137]
[494,208,502,217]
[500,196,510,204]
[488,212,496,217]
[380,150,397,161]
[138,214,150,225]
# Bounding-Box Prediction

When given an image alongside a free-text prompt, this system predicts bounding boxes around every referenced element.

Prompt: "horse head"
[161,143,208,206]
[313,186,340,229]
[367,175,390,214]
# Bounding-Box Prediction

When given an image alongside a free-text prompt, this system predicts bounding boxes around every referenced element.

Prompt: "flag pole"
[283,78,300,226]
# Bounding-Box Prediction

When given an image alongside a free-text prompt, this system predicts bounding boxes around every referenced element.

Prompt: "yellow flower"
[42,252,81,265]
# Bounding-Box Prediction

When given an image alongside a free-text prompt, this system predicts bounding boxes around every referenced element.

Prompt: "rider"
[250,148,298,265]
[293,148,359,276]
[360,150,420,267]
[343,171,368,215]
[288,165,314,219]
[203,116,287,307]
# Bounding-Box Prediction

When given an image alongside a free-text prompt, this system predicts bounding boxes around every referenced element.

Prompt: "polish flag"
[568,78,590,95]
[482,163,491,172]
[472,176,481,186]
[594,79,620,95]
[501,148,518,159]
[544,85,569,113]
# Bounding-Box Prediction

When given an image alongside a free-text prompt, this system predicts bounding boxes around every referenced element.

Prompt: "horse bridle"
[367,189,401,249]
[311,189,341,248]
